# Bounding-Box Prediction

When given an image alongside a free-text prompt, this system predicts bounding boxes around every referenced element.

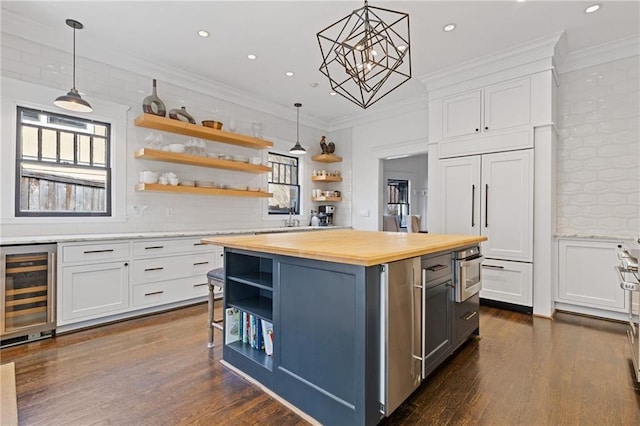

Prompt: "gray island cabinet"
[202,230,486,425]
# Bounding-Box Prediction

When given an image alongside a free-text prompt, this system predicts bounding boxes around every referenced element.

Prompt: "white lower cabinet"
[480,259,532,307]
[133,276,209,307]
[58,237,223,330]
[61,260,130,322]
[557,239,625,313]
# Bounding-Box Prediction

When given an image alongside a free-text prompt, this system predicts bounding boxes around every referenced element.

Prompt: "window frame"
[14,106,113,218]
[267,151,301,215]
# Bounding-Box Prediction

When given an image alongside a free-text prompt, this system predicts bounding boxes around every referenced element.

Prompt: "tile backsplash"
[556,56,640,237]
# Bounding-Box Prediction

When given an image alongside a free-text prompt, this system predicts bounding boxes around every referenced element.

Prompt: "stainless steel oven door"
[455,256,484,302]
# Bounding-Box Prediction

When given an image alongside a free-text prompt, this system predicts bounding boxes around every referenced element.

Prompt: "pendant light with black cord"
[54,19,92,113]
[289,103,306,155]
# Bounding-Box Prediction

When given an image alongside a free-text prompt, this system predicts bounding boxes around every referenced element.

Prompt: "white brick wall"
[557,56,640,237]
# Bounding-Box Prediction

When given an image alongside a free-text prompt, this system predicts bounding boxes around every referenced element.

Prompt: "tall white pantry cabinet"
[425,38,558,315]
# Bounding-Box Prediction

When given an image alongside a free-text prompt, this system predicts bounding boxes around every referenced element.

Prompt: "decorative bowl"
[202,120,223,130]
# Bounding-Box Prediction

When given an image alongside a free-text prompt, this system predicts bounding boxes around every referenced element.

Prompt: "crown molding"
[0,9,328,131]
[420,32,564,96]
[559,35,640,74]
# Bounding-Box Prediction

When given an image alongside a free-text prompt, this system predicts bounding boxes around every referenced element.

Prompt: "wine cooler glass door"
[1,245,56,342]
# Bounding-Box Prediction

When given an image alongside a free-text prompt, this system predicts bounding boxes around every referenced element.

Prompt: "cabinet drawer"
[133,237,219,258]
[422,253,452,283]
[480,259,532,306]
[132,276,209,307]
[62,242,130,263]
[453,293,479,346]
[132,253,216,284]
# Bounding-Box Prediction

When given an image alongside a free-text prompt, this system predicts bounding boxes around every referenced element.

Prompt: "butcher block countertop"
[202,229,487,266]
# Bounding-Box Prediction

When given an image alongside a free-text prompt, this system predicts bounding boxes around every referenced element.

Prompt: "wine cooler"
[1,244,56,347]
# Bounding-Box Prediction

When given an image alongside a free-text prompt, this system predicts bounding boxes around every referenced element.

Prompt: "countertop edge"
[203,232,487,266]
[0,226,349,246]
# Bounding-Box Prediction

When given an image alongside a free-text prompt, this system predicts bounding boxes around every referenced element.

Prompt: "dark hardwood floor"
[2,304,639,425]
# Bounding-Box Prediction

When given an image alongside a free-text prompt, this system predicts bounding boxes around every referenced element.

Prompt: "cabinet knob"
[475,128,479,132]
[124,262,129,267]
[485,126,489,130]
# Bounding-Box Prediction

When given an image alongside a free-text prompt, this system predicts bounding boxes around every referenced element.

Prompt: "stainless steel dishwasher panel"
[380,257,422,416]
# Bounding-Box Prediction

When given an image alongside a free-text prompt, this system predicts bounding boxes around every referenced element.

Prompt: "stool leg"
[207,281,215,348]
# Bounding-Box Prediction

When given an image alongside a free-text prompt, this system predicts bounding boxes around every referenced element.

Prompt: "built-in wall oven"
[453,246,483,302]
[1,244,57,347]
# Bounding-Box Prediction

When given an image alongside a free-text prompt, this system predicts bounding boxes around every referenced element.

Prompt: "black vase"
[142,79,167,117]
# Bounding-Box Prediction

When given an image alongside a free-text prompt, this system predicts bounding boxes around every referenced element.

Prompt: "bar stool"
[206,267,224,348]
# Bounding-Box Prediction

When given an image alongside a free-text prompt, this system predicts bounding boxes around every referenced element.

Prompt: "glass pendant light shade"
[55,19,92,113]
[289,103,307,155]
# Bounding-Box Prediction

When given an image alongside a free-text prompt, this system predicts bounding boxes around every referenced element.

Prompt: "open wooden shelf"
[135,183,272,198]
[311,175,342,182]
[312,196,342,202]
[134,148,270,174]
[134,114,273,150]
[311,154,342,163]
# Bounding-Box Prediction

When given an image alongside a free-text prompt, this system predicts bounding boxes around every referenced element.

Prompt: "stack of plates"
[195,180,215,188]
[179,180,195,187]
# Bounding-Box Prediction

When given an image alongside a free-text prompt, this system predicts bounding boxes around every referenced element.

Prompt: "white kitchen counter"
[0,226,349,246]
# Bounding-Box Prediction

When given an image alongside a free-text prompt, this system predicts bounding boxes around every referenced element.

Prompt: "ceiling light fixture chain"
[289,102,306,155]
[317,0,411,109]
[54,18,92,113]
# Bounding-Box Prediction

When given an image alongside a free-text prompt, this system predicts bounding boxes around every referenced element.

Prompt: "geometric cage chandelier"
[317,0,411,109]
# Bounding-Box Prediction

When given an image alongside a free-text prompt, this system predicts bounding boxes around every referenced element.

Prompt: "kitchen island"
[202,230,486,425]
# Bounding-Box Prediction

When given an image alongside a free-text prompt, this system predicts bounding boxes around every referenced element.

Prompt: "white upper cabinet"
[442,91,482,139]
[439,149,533,262]
[441,77,531,140]
[483,78,531,132]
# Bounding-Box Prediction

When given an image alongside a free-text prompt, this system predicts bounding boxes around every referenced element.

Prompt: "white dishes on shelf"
[168,144,185,153]
[179,180,195,187]
[140,171,158,183]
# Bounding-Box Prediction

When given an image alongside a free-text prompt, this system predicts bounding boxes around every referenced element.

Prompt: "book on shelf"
[225,308,240,344]
[230,308,274,356]
[261,319,273,356]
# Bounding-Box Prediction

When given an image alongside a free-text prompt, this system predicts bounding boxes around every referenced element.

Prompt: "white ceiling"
[2,1,639,127]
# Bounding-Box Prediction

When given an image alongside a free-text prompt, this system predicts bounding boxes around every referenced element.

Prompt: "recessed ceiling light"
[197,30,209,38]
[247,54,257,60]
[443,23,456,32]
[330,92,337,96]
[285,71,294,77]
[584,3,601,13]
[309,82,319,88]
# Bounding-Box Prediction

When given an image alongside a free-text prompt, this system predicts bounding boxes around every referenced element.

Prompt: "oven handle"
[457,256,484,268]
